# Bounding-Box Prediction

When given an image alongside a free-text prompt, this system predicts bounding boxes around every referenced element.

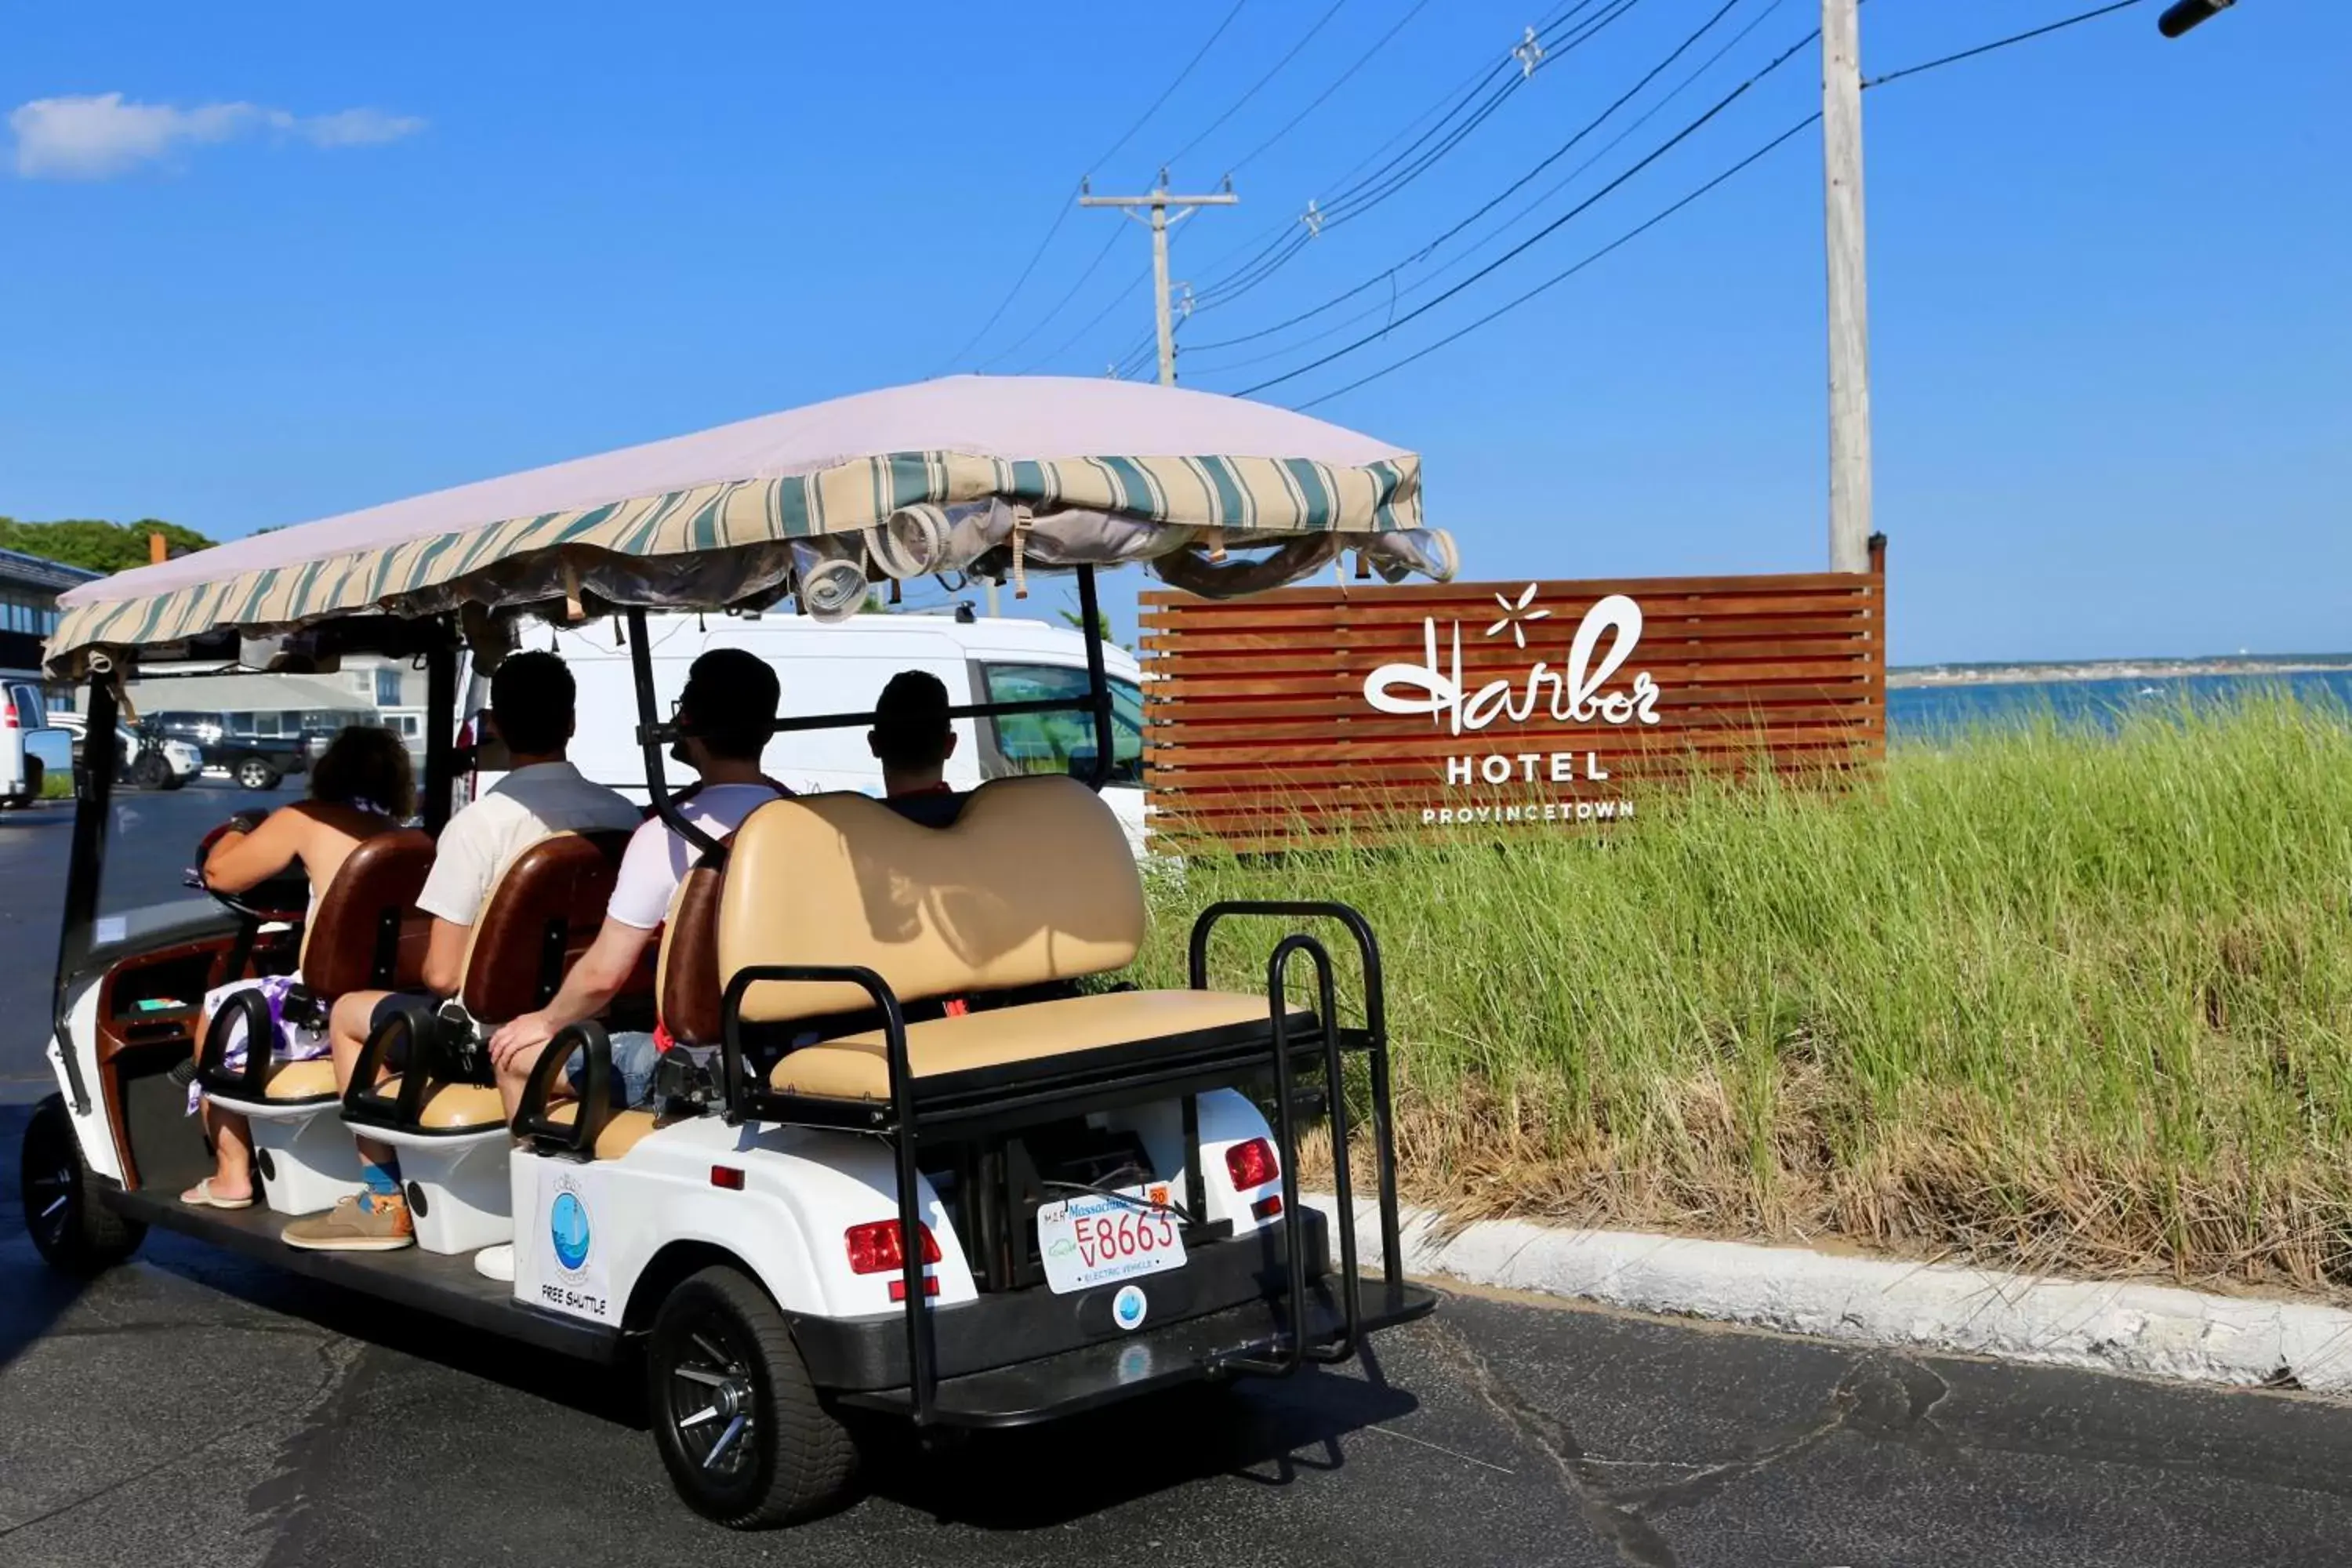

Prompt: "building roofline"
[0,546,104,591]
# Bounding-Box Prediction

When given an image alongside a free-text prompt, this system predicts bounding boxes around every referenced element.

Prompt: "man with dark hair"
[870,669,962,826]
[479,646,788,1258]
[286,649,637,1254]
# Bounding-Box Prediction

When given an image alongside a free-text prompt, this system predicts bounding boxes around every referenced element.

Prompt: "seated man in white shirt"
[282,649,641,1253]
[485,647,787,1121]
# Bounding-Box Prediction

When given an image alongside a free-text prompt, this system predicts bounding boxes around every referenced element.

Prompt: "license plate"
[1036,1189,1187,1295]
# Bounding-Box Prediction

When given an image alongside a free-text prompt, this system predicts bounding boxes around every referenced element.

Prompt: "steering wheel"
[189,814,310,924]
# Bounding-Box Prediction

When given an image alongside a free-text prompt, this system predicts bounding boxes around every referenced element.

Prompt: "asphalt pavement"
[9,788,2352,1563]
[0,779,279,1104]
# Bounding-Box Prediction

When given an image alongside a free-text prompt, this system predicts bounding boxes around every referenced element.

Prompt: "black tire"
[159,769,189,791]
[233,757,281,791]
[20,1093,145,1274]
[645,1265,858,1529]
[132,750,171,790]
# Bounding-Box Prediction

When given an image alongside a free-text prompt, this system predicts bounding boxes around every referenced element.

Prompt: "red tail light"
[844,1220,941,1275]
[1226,1137,1279,1191]
[1,697,16,730]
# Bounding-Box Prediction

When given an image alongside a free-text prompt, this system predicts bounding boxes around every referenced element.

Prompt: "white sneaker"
[472,1243,515,1283]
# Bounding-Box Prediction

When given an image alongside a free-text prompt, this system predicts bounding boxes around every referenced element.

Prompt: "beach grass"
[1139,692,2352,1292]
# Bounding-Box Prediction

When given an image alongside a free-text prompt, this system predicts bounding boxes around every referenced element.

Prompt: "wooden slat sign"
[1140,540,1886,848]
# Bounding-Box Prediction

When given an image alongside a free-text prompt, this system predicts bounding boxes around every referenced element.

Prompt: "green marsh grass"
[1141,694,2352,1290]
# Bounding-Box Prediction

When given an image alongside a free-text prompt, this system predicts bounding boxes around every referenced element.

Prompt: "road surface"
[7,789,2352,1563]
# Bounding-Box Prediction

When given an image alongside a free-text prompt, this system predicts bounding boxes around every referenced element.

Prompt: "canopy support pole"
[1076,565,1114,792]
[422,628,458,837]
[627,608,720,858]
[51,668,119,1109]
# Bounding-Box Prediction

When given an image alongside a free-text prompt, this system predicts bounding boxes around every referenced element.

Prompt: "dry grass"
[1137,694,2352,1294]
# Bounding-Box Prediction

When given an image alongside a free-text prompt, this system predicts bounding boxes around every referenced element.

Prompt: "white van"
[477,609,1149,850]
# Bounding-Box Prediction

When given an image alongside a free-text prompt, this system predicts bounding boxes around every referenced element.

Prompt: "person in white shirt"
[285,650,639,1253]
[485,647,787,1120]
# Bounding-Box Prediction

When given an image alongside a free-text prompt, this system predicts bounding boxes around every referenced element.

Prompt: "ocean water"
[1889,670,2352,739]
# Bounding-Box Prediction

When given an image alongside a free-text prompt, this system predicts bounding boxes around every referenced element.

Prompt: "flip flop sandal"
[180,1178,255,1211]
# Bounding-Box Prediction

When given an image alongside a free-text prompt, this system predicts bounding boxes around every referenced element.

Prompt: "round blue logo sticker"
[1112,1283,1149,1332]
[550,1189,592,1272]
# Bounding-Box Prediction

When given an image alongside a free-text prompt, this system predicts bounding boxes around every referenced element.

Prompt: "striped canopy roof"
[45,376,1425,675]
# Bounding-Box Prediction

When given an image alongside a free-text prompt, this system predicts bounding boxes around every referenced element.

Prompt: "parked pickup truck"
[148,711,311,791]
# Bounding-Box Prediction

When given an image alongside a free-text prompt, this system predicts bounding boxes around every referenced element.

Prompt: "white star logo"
[1483,583,1549,649]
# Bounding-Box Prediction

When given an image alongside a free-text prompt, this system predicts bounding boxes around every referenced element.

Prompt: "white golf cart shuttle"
[19,376,1457,1527]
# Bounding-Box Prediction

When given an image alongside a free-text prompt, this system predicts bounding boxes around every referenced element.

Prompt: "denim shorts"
[568,1029,661,1109]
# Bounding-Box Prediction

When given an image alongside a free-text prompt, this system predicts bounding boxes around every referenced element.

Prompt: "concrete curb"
[1305,1196,2352,1392]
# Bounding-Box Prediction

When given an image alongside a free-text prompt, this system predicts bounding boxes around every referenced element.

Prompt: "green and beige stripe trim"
[47,448,1420,671]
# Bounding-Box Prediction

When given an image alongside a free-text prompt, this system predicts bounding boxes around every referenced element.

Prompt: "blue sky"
[0,0,2342,663]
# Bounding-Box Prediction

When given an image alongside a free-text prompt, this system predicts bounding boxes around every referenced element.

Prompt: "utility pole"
[1080,171,1237,385]
[1820,0,1873,572]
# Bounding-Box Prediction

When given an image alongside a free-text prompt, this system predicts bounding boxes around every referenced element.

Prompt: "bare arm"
[422,917,470,998]
[485,916,653,1069]
[201,808,309,895]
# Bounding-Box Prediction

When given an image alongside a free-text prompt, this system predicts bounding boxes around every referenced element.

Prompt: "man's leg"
[493,1039,565,1123]
[283,990,421,1251]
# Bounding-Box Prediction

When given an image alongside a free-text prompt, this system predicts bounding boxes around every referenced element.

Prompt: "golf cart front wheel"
[645,1265,858,1529]
[20,1094,146,1274]
[234,757,281,791]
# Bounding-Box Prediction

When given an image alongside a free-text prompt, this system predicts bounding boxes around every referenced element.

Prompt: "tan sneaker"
[282,1190,414,1251]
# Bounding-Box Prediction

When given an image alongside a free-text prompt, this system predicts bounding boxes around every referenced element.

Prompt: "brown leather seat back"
[655,850,727,1047]
[299,829,436,997]
[457,830,634,1025]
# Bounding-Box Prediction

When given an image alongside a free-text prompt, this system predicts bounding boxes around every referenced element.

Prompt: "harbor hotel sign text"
[1364,586,1657,826]
[1138,552,1887,849]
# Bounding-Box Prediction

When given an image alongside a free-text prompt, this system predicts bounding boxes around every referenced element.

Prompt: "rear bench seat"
[705,775,1313,1105]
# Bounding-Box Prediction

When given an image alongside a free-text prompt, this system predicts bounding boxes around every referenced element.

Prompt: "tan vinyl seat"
[376,1076,508,1131]
[717,776,1307,1103]
[769,989,1311,1101]
[262,1058,342,1100]
[543,1102,661,1160]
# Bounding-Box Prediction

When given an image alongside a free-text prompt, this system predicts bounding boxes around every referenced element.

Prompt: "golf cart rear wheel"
[233,757,281,791]
[20,1093,145,1274]
[646,1265,858,1529]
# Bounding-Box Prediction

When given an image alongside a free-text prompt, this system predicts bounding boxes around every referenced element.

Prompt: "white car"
[1,677,71,808]
[51,711,201,791]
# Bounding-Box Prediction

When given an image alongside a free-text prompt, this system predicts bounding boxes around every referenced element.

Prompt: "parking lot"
[9,791,2352,1566]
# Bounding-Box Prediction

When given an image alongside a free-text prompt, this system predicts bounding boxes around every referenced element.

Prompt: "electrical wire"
[1187,0,1766,357]
[976,223,1126,372]
[1011,260,1155,375]
[1088,0,1252,174]
[929,0,1247,375]
[1266,0,2139,407]
[1184,0,1654,320]
[1292,111,1819,408]
[1165,0,1352,172]
[1863,0,2149,89]
[1238,24,1818,395]
[1222,0,1438,176]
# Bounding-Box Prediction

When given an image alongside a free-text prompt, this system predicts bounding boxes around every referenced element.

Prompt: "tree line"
[0,517,214,574]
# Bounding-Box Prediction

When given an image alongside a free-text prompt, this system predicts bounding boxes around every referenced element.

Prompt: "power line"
[1188,0,1766,357]
[1012,260,1153,375]
[1089,0,1251,173]
[976,223,1126,372]
[1189,0,1801,372]
[1184,0,1655,319]
[929,0,1247,375]
[1222,0,1438,176]
[1293,112,1819,408]
[1863,0,2149,89]
[1237,25,1818,395]
[1166,0,1352,172]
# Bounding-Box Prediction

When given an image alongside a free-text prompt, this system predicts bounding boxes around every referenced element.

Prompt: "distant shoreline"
[1889,658,2352,690]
